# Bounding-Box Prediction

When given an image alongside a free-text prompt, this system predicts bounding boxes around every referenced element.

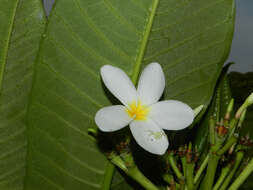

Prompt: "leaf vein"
[163,39,225,71]
[53,13,114,66]
[0,127,26,144]
[169,80,211,98]
[48,36,100,80]
[145,18,229,61]
[34,126,105,175]
[42,62,103,108]
[33,148,101,188]
[32,170,65,190]
[103,0,141,34]
[73,0,133,62]
[166,62,216,87]
[34,102,91,140]
[0,142,26,160]
[152,0,227,32]
[41,87,94,120]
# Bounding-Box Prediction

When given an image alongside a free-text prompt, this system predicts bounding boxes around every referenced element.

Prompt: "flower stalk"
[228,158,253,190]
[219,151,244,190]
[213,164,231,190]
[235,92,253,119]
[199,151,219,190]
[168,152,184,180]
[110,151,159,190]
[194,154,209,184]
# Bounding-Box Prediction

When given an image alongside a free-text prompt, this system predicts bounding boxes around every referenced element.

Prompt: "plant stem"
[199,153,219,190]
[228,157,253,190]
[199,131,237,189]
[217,136,237,155]
[102,162,115,190]
[163,173,174,184]
[127,166,159,190]
[168,153,183,179]
[181,156,187,176]
[110,155,127,171]
[185,163,194,190]
[219,151,244,190]
[213,164,230,190]
[179,180,185,190]
[194,154,209,184]
[111,155,159,190]
[209,118,216,145]
[163,174,181,189]
[228,118,238,138]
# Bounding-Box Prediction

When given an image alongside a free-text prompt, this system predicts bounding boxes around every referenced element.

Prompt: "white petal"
[101,65,137,106]
[149,100,194,130]
[137,63,165,105]
[130,119,168,155]
[95,105,132,132]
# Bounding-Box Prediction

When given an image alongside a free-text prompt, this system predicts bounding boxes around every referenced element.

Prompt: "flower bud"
[246,92,253,105]
[216,125,228,136]
[238,109,247,128]
[225,99,234,120]
[235,92,253,119]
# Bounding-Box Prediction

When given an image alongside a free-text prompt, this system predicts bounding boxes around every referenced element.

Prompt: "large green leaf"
[24,0,235,189]
[0,0,46,189]
[110,170,142,190]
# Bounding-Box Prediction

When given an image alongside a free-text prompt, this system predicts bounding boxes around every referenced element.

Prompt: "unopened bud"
[216,125,228,136]
[194,152,199,163]
[238,109,247,128]
[188,142,192,151]
[225,99,234,120]
[178,146,184,156]
[235,92,253,119]
[239,135,253,146]
[228,143,236,154]
[185,142,193,163]
[246,92,253,105]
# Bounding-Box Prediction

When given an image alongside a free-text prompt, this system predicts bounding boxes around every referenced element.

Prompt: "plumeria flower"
[95,63,194,155]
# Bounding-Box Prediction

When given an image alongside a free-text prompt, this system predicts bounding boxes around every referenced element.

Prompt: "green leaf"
[0,0,46,189]
[111,170,142,190]
[194,65,233,154]
[24,0,235,189]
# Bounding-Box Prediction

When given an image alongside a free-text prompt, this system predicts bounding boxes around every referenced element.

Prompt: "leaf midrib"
[131,0,159,84]
[0,0,19,93]
[101,0,160,189]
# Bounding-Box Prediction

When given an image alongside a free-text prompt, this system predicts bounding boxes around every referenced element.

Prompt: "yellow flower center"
[126,101,150,120]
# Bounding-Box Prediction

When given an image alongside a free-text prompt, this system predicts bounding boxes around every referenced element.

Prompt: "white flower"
[95,63,194,155]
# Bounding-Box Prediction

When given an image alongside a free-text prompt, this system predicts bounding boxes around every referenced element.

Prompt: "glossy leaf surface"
[0,0,46,189]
